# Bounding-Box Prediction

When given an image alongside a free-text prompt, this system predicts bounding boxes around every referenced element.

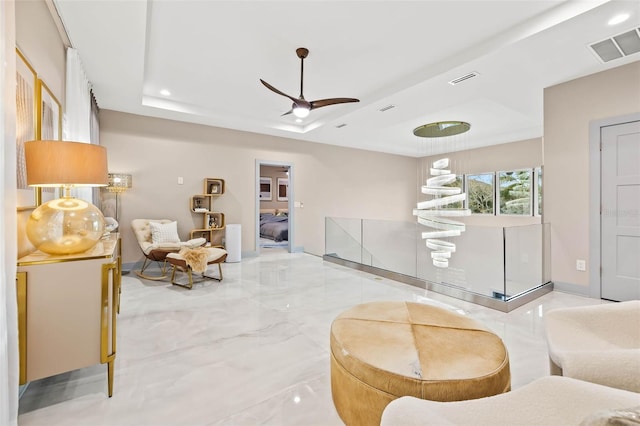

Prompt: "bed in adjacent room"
[260,209,288,242]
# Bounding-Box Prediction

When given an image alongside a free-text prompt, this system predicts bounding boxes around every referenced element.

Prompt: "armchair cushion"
[380,376,640,426]
[131,219,206,255]
[149,220,180,244]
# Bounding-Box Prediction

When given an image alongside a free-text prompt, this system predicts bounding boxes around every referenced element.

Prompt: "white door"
[601,120,640,301]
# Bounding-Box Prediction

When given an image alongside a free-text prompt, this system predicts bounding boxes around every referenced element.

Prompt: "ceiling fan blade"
[262,48,359,117]
[310,98,360,110]
[260,79,298,103]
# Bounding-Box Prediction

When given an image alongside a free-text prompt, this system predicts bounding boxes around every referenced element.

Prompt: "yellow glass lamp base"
[26,196,105,255]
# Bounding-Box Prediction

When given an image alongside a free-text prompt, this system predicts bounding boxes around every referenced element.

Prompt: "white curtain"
[2,0,20,424]
[65,47,93,203]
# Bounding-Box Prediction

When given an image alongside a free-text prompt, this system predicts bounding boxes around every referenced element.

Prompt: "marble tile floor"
[18,249,608,426]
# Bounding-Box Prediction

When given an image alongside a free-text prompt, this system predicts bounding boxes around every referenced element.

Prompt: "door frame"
[588,112,640,299]
[255,159,294,253]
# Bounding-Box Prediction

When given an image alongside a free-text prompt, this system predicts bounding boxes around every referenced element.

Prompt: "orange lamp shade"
[24,140,108,187]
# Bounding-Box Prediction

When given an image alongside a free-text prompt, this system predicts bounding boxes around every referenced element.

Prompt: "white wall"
[15,0,66,258]
[544,61,640,290]
[2,0,18,423]
[99,110,418,263]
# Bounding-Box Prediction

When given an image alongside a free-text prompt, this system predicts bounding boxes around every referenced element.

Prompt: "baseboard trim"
[551,281,591,297]
[322,254,553,312]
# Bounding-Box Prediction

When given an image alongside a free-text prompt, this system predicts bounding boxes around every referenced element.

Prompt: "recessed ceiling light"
[295,118,302,123]
[160,89,171,96]
[608,13,630,26]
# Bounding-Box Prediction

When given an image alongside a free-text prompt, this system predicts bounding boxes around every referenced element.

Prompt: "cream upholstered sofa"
[381,376,640,426]
[544,300,640,392]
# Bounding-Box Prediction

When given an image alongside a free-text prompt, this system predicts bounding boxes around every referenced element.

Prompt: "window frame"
[496,168,533,216]
[465,172,495,215]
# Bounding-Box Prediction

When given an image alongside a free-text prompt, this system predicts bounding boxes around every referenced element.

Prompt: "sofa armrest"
[560,350,640,392]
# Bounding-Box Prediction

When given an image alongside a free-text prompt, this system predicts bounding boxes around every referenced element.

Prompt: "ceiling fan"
[260,47,360,118]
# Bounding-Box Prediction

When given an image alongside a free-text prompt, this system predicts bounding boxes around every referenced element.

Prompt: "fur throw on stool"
[178,247,209,273]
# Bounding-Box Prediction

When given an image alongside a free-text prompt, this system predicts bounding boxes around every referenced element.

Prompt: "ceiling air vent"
[448,71,479,86]
[589,28,640,63]
[379,104,395,112]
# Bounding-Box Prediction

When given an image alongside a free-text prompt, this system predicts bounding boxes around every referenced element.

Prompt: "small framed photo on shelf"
[209,183,220,194]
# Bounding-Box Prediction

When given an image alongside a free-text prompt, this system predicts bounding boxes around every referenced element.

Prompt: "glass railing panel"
[325,217,363,264]
[542,223,551,284]
[416,225,505,298]
[325,217,550,305]
[504,223,549,299]
[362,219,418,277]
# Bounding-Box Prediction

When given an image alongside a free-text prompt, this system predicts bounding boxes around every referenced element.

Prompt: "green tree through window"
[499,170,531,215]
[467,173,494,214]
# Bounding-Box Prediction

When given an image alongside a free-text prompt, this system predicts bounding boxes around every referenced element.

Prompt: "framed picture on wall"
[16,48,39,210]
[260,177,272,201]
[37,79,63,204]
[37,79,62,141]
[277,178,288,201]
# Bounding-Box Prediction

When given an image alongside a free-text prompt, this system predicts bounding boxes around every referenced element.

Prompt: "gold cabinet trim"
[101,262,118,397]
[16,272,27,385]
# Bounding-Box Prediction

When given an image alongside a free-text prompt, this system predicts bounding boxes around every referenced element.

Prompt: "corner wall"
[544,61,640,291]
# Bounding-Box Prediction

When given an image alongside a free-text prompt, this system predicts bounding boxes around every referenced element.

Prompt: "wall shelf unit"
[190,178,226,247]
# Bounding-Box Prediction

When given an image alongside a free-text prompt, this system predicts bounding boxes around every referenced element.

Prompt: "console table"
[16,233,121,397]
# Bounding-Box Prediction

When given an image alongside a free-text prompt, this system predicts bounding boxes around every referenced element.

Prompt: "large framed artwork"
[37,79,62,140]
[37,79,62,204]
[260,177,272,201]
[277,178,288,201]
[16,48,39,210]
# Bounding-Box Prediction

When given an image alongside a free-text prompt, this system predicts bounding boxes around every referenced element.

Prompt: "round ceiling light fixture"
[608,13,630,26]
[413,121,471,138]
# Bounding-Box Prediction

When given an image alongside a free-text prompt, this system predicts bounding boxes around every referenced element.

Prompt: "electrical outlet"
[576,259,586,271]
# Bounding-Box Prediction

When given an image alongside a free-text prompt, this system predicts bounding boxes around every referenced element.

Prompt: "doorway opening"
[256,160,294,254]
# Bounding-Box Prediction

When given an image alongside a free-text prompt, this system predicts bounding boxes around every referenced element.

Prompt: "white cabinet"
[16,233,121,397]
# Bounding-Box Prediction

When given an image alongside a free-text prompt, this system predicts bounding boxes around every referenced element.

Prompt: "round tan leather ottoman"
[330,301,510,426]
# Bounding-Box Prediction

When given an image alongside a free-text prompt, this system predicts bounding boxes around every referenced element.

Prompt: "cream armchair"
[131,219,206,280]
[544,300,640,392]
[381,376,640,426]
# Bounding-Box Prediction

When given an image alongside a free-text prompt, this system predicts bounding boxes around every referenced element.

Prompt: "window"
[498,170,532,215]
[535,167,543,216]
[466,173,494,214]
[444,175,464,208]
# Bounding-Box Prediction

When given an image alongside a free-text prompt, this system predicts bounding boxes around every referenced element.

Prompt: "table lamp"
[24,140,109,255]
